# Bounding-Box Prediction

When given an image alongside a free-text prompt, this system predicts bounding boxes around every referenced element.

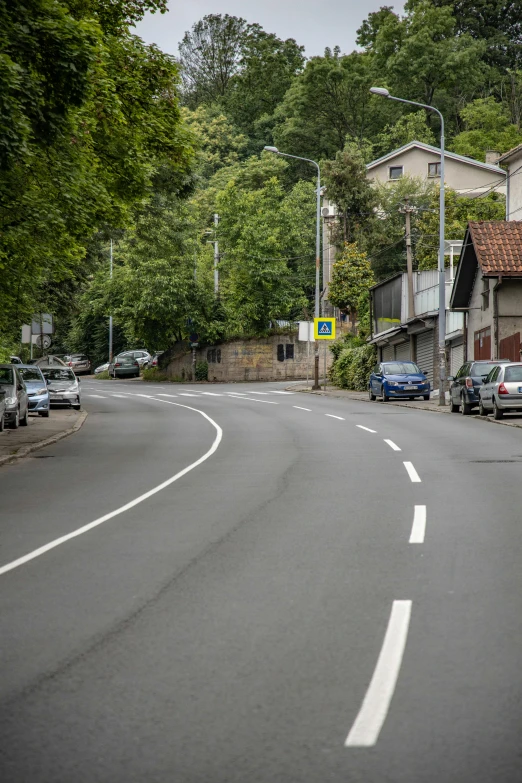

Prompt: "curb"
[291,386,522,430]
[0,410,88,467]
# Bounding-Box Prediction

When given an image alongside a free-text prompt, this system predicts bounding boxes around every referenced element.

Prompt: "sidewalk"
[290,383,522,430]
[0,409,88,466]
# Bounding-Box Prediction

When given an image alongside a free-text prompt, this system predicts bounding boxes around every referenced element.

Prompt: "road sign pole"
[323,342,327,391]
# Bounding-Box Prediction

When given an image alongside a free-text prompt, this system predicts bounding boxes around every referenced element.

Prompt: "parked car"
[369,361,430,401]
[94,362,110,375]
[146,351,165,369]
[9,355,22,364]
[41,366,81,409]
[64,354,91,375]
[478,363,522,419]
[18,365,50,417]
[448,359,511,414]
[0,364,29,428]
[109,355,140,378]
[29,355,66,367]
[118,349,151,367]
[0,388,6,432]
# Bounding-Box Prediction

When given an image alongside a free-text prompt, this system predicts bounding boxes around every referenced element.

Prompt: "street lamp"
[370,87,447,406]
[264,145,321,390]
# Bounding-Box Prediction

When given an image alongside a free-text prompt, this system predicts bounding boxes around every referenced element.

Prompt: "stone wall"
[164,333,334,383]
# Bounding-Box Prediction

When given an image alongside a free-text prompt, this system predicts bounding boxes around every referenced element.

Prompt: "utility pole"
[399,198,415,320]
[213,213,219,295]
[109,239,113,362]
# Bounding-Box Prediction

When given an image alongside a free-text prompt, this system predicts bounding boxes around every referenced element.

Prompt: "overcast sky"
[135,1,403,58]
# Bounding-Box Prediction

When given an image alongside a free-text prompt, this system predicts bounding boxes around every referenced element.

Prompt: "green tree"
[374,110,436,157]
[178,14,249,107]
[328,243,375,332]
[450,97,522,160]
[273,49,389,162]
[182,105,248,180]
[322,144,377,245]
[415,187,506,270]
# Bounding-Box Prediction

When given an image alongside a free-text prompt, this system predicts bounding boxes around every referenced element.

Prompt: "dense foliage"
[2,1,520,363]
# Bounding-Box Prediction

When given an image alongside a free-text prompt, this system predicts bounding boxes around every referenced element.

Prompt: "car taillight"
[498,382,509,395]
[134,361,139,366]
[115,363,121,367]
[68,362,73,367]
[465,377,473,389]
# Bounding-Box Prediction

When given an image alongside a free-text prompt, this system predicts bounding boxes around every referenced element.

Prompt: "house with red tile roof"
[450,222,522,362]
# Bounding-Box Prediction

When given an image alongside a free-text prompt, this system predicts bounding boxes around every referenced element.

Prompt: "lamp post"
[370,87,446,406]
[264,146,321,389]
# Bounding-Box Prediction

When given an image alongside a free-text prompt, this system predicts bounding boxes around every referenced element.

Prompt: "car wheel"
[20,407,28,426]
[493,398,504,420]
[478,400,488,416]
[382,392,389,402]
[0,414,4,432]
[460,396,472,415]
[423,394,430,401]
[72,404,81,410]
[369,388,376,401]
[134,372,140,378]
[10,408,20,429]
[39,410,50,418]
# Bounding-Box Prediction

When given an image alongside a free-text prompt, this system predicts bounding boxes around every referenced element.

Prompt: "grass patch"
[95,370,110,380]
[142,368,169,382]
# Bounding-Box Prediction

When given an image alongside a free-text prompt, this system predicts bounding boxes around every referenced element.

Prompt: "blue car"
[369,361,430,402]
[18,364,50,417]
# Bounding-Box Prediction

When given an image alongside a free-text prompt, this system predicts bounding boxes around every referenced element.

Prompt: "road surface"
[1,379,521,782]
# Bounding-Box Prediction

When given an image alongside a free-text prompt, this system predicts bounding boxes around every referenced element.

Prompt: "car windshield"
[18,368,43,382]
[116,356,134,364]
[471,362,498,377]
[0,367,14,384]
[42,368,76,382]
[383,362,421,375]
[505,366,522,382]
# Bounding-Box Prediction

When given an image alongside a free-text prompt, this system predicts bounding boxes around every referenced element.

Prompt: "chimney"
[485,150,501,165]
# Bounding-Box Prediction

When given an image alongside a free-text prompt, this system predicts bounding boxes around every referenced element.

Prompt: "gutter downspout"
[493,275,503,358]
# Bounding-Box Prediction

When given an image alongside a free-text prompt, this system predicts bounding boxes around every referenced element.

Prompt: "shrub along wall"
[329,337,376,391]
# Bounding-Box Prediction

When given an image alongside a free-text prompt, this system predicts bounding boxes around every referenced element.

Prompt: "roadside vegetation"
[1,1,519,365]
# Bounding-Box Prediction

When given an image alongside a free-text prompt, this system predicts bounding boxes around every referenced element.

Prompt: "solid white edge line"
[409,505,427,544]
[345,600,412,747]
[293,406,312,412]
[384,439,401,451]
[0,402,223,577]
[325,414,345,420]
[403,461,421,483]
[356,425,377,433]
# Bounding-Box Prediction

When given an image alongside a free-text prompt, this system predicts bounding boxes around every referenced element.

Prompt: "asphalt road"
[1,379,522,783]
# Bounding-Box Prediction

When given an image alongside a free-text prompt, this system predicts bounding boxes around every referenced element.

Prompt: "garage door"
[395,341,410,362]
[382,345,394,361]
[450,342,464,376]
[416,330,434,385]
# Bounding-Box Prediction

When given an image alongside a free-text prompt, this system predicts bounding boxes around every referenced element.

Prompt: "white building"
[498,144,522,220]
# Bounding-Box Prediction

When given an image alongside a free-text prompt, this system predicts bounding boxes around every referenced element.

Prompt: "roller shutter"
[416,330,434,385]
[450,343,464,376]
[395,341,410,362]
[382,345,394,361]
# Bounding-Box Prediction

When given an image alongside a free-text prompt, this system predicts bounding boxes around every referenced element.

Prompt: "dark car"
[448,359,511,414]
[18,365,50,417]
[109,355,140,378]
[0,388,6,432]
[0,364,29,428]
[369,361,431,401]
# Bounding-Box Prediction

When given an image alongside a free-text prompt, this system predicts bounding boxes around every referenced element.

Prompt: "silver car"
[41,366,81,409]
[0,364,29,428]
[479,363,522,419]
[64,354,91,375]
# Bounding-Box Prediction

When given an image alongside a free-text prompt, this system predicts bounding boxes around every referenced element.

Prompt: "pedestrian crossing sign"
[314,317,336,340]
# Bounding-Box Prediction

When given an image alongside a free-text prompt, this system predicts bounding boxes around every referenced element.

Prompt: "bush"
[142,368,169,382]
[329,343,376,390]
[95,370,111,380]
[195,361,208,381]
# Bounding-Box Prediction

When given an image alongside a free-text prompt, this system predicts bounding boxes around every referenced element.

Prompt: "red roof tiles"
[468,221,522,276]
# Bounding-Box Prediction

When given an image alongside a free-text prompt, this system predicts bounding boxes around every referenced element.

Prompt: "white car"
[118,350,151,367]
[94,362,109,375]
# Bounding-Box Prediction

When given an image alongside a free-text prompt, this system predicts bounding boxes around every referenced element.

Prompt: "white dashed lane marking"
[403,462,421,483]
[384,439,401,451]
[293,406,312,412]
[357,425,377,433]
[325,414,345,420]
[409,506,427,543]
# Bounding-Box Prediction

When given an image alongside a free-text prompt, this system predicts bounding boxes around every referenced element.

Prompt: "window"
[505,365,522,382]
[389,165,403,180]
[216,349,221,364]
[207,349,218,363]
[285,344,294,360]
[277,344,285,362]
[428,162,441,177]
[481,277,490,310]
[455,363,470,379]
